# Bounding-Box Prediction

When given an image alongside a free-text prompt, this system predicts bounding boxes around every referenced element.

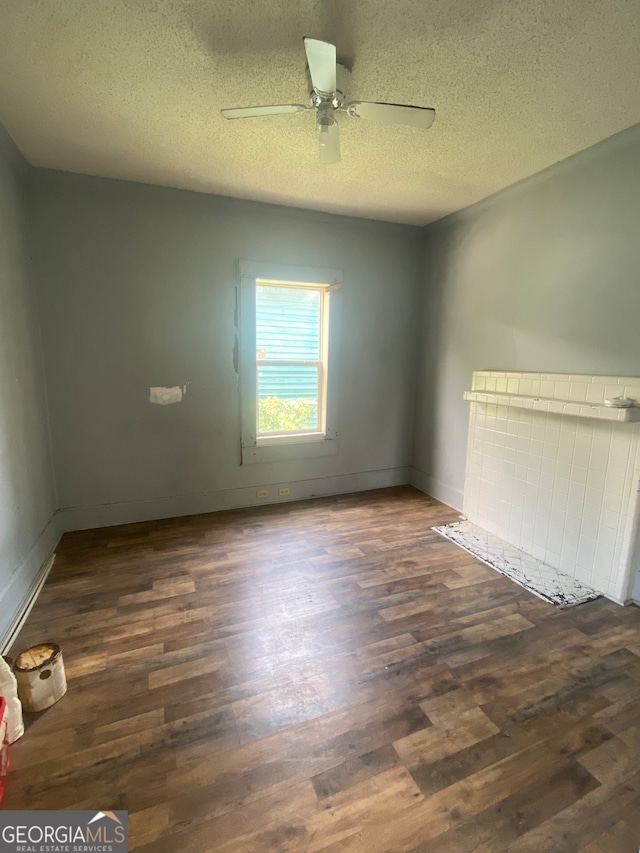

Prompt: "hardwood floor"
[4,486,640,851]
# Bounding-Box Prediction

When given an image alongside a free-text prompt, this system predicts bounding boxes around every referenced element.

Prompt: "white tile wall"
[463,371,640,602]
[471,370,640,407]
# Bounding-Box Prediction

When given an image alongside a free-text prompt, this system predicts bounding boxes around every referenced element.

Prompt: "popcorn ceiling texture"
[0,0,639,225]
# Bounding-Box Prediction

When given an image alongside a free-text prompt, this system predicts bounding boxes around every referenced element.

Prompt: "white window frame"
[238,260,342,464]
[255,279,328,440]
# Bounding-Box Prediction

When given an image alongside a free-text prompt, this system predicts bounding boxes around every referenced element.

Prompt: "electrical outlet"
[256,489,269,498]
[278,487,290,496]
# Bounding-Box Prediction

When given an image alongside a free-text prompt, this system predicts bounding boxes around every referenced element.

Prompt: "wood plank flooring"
[4,486,640,851]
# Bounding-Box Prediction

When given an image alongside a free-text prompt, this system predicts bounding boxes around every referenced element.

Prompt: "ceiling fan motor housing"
[308,63,351,110]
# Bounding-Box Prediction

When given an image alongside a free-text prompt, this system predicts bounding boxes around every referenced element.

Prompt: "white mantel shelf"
[463,390,640,422]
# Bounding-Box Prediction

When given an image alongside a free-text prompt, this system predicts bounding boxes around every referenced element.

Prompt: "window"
[256,281,327,439]
[238,261,341,464]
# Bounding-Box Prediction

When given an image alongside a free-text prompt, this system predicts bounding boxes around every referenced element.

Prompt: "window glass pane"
[256,285,320,361]
[258,365,319,433]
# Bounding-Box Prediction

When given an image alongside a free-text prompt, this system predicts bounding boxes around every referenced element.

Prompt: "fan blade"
[346,101,435,130]
[304,38,336,94]
[221,104,309,119]
[318,119,340,164]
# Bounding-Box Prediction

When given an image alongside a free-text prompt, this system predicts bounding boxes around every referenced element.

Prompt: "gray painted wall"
[0,129,57,644]
[27,172,423,527]
[6,111,639,633]
[413,123,640,509]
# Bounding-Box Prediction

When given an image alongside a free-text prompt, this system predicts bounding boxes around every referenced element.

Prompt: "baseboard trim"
[603,593,634,607]
[0,518,61,655]
[409,468,463,511]
[57,467,412,531]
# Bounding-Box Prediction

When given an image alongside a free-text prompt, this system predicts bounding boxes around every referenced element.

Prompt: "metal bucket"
[14,643,67,713]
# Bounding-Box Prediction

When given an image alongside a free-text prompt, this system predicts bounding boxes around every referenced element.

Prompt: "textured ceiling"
[0,1,639,225]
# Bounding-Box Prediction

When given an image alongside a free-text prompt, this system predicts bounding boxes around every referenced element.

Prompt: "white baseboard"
[0,517,61,654]
[409,467,463,511]
[57,467,412,531]
[603,593,634,607]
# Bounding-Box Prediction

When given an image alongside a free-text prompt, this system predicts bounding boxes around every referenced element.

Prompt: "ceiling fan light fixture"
[316,111,340,164]
[317,112,336,147]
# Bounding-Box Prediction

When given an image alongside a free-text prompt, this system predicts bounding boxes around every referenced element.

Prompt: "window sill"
[241,437,338,464]
[257,432,326,445]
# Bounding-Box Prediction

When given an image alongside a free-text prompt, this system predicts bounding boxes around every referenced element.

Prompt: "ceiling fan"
[221,38,436,164]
